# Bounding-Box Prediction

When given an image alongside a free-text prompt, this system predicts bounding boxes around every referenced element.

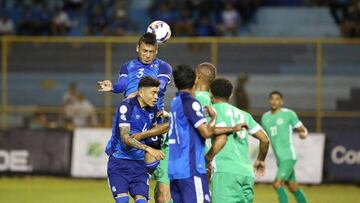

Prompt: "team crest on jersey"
[119,105,127,114]
[276,118,284,125]
[149,113,154,119]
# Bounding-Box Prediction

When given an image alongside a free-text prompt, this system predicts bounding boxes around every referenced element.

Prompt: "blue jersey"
[113,58,172,110]
[105,97,159,160]
[168,91,208,179]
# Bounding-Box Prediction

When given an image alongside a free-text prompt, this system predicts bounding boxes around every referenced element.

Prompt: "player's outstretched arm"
[252,129,269,177]
[205,134,227,163]
[197,106,248,138]
[119,125,165,160]
[132,122,169,141]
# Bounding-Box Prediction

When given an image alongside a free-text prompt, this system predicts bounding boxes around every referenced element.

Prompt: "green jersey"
[212,102,262,177]
[195,91,212,107]
[261,108,302,162]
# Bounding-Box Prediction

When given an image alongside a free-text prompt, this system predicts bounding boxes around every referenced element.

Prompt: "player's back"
[212,102,260,177]
[168,91,207,179]
[261,108,301,161]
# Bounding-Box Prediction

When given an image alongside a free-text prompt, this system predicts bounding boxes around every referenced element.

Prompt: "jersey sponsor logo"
[120,114,127,121]
[276,118,284,125]
[331,145,360,165]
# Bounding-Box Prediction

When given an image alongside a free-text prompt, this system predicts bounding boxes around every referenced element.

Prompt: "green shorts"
[276,159,297,181]
[153,144,170,185]
[211,172,254,203]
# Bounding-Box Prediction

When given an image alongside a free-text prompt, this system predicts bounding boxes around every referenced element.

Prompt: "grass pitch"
[0,177,358,203]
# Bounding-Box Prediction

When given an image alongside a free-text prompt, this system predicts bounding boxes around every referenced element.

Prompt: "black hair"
[138,33,157,46]
[269,91,283,99]
[138,76,160,89]
[210,78,233,99]
[173,64,196,90]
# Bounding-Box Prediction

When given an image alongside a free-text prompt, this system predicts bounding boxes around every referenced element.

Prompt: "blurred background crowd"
[0,0,359,37]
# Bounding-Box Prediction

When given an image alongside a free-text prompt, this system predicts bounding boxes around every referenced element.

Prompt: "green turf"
[0,177,358,203]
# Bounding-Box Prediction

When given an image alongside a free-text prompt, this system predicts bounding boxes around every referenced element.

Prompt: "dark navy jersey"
[168,91,207,179]
[113,58,172,110]
[105,97,159,160]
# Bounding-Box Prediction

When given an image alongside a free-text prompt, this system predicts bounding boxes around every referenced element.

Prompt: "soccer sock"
[115,195,129,203]
[134,198,147,203]
[276,187,288,203]
[294,189,308,203]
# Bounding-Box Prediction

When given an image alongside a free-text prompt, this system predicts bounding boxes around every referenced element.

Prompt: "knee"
[273,181,283,189]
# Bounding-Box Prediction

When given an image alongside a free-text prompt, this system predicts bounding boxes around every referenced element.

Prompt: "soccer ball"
[147,21,171,43]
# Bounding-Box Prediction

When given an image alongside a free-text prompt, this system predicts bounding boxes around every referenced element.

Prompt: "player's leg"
[145,135,162,173]
[211,172,244,203]
[273,160,296,203]
[154,144,172,203]
[128,160,150,203]
[175,174,210,203]
[170,179,182,203]
[107,156,131,203]
[285,171,308,203]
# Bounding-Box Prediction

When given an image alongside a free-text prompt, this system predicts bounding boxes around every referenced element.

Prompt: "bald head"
[196,62,217,84]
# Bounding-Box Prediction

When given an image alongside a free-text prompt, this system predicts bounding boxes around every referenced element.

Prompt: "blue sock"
[134,198,147,203]
[115,195,129,203]
[146,160,160,171]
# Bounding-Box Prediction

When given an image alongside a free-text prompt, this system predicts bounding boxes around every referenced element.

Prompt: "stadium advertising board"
[71,128,111,178]
[324,133,360,183]
[0,130,72,175]
[249,133,325,184]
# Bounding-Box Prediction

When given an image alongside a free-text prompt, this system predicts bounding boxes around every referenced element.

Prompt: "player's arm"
[119,125,164,160]
[205,134,227,163]
[98,64,127,93]
[157,62,172,110]
[291,111,308,139]
[197,106,248,139]
[132,122,169,141]
[252,128,269,178]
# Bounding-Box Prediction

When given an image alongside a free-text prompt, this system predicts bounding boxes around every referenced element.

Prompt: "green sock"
[294,189,308,203]
[276,187,288,203]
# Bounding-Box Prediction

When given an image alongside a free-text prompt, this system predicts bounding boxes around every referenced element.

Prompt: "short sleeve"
[183,98,207,128]
[289,110,302,128]
[117,101,133,127]
[157,61,172,84]
[247,114,262,135]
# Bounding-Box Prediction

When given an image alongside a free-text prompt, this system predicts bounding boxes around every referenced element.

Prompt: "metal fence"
[1,36,360,134]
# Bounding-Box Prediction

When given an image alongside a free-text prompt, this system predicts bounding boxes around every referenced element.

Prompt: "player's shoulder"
[155,58,172,70]
[181,93,201,108]
[281,108,296,115]
[119,97,136,109]
[261,110,271,118]
[122,59,139,67]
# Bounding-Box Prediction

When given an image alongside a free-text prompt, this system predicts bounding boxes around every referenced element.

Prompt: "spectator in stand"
[195,15,217,36]
[72,94,98,127]
[63,82,79,122]
[174,8,195,36]
[86,4,107,35]
[341,0,360,37]
[0,16,14,35]
[51,6,71,35]
[219,1,240,36]
[104,9,137,36]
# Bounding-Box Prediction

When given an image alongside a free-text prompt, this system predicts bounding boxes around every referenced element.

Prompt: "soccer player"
[194,62,216,108]
[168,64,248,203]
[261,91,309,203]
[105,76,165,203]
[98,33,172,191]
[206,78,269,203]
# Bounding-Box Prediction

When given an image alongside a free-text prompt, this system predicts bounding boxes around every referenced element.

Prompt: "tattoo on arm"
[120,126,147,151]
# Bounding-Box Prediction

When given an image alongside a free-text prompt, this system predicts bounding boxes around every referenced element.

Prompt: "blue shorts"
[107,156,149,199]
[170,174,210,203]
